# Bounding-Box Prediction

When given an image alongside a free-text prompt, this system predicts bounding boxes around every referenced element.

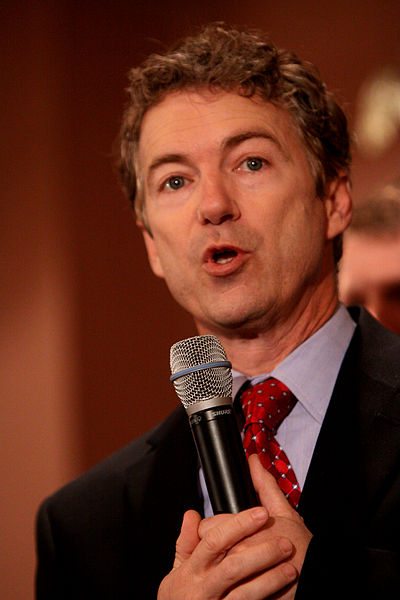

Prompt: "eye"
[164,176,186,191]
[244,157,264,171]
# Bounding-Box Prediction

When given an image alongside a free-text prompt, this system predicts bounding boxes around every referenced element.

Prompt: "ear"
[138,221,165,279]
[324,172,353,240]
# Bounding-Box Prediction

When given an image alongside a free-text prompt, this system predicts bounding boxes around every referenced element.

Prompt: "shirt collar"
[232,304,356,423]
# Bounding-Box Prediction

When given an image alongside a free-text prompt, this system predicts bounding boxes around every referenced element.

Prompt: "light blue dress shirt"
[200,303,356,517]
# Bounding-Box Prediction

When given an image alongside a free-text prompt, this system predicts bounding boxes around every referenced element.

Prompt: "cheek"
[278,204,325,269]
[151,232,191,283]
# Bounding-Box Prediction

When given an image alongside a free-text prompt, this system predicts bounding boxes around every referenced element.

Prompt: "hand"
[199,455,313,599]
[158,454,312,600]
[157,505,297,600]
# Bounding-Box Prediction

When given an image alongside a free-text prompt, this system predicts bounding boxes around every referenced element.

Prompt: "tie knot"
[240,377,296,433]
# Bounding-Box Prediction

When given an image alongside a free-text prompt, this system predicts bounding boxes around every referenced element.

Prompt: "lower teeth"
[216,256,233,264]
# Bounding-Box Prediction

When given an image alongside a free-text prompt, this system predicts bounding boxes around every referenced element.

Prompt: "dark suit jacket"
[36,308,400,599]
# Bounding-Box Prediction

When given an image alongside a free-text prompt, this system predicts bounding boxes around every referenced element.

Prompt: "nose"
[196,175,240,225]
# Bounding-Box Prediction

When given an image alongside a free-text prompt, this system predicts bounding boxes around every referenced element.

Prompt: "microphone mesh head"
[170,335,232,408]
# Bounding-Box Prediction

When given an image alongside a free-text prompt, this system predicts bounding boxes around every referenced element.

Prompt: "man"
[340,181,400,335]
[36,23,400,599]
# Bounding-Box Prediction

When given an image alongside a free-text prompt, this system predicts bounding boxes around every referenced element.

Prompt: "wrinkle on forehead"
[138,89,304,176]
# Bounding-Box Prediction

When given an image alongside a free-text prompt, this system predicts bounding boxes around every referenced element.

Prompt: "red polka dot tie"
[241,378,301,509]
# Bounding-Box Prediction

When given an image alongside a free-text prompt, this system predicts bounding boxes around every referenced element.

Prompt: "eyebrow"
[147,153,189,176]
[222,130,289,159]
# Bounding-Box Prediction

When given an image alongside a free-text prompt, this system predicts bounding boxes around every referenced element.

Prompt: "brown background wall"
[1,1,400,598]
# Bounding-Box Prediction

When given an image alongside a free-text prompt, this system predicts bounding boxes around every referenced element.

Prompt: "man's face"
[138,89,343,336]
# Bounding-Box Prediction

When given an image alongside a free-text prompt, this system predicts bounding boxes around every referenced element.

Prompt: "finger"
[191,506,269,569]
[197,533,295,599]
[173,510,202,568]
[198,513,233,539]
[225,559,297,600]
[248,454,295,517]
[218,536,294,584]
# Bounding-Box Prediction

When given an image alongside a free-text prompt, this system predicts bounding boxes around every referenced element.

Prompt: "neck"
[196,289,339,376]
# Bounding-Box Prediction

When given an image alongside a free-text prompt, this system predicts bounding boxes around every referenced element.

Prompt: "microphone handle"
[188,401,259,514]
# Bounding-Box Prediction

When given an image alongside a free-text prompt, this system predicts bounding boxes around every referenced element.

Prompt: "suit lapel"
[124,405,201,584]
[141,405,202,517]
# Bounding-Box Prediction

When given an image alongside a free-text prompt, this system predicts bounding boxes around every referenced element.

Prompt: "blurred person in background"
[340,180,400,335]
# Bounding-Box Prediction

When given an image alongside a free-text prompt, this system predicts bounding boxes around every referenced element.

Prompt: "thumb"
[173,510,202,568]
[248,454,294,517]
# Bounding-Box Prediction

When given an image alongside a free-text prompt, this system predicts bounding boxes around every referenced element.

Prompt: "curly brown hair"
[118,22,351,260]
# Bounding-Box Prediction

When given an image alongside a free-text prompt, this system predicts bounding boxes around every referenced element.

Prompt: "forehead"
[137,89,308,169]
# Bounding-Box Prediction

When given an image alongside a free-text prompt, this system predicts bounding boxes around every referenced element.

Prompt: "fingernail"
[282,563,297,581]
[279,537,292,555]
[251,507,268,521]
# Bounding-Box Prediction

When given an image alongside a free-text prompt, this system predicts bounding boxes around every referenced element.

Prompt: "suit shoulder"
[351,307,400,388]
[39,406,185,518]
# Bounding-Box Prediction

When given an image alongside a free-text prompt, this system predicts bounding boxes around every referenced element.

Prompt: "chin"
[201,304,271,335]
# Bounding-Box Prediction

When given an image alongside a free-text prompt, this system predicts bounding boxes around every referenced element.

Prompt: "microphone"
[170,334,258,514]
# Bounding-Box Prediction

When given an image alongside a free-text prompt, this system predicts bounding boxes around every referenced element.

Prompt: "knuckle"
[220,553,244,583]
[227,587,252,600]
[236,509,252,527]
[232,511,254,536]
[203,527,224,553]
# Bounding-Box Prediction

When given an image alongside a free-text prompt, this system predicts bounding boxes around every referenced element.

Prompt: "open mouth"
[202,245,247,276]
[212,248,238,265]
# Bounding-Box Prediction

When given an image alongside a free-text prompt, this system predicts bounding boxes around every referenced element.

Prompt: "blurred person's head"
[340,181,400,334]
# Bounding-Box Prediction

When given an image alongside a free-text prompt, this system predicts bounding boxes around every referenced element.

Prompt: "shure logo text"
[211,409,231,417]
